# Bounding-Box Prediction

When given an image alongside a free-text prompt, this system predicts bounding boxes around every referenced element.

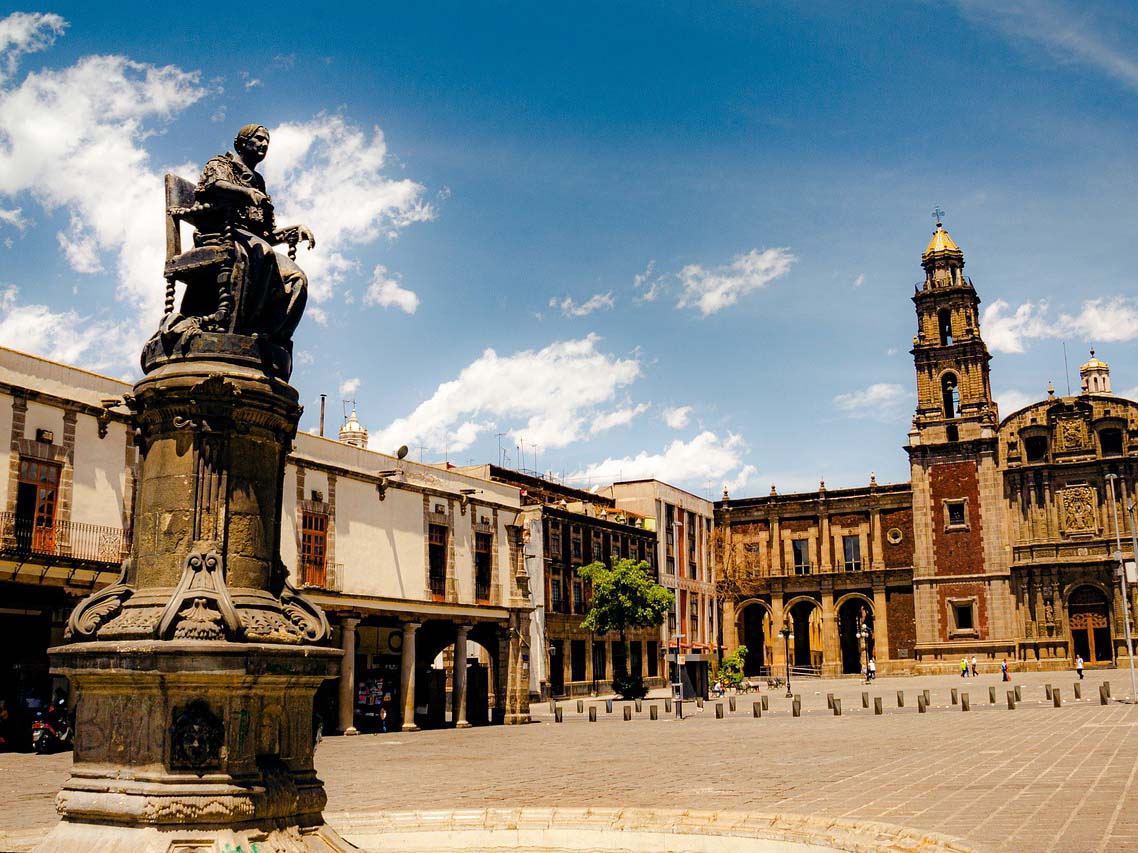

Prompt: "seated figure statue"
[155,124,315,366]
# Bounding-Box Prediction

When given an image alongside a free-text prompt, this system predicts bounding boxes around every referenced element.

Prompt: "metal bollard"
[715,703,724,719]
[989,686,996,704]
[1014,685,1022,702]
[635,698,642,713]
[696,697,704,710]
[794,694,801,704]
[555,707,563,723]
[761,695,769,711]
[753,701,762,718]
[664,697,673,713]
[918,694,927,713]
[729,696,737,713]
[1007,691,1016,710]
[827,693,834,709]
[1045,684,1052,700]
[1100,684,1109,705]
[874,696,883,715]
[897,690,905,708]
[1053,688,1061,708]
[606,699,613,713]
[792,699,801,717]
[862,691,869,708]
[951,688,958,705]
[961,693,970,711]
[623,706,632,721]
[833,698,842,716]
[1104,681,1112,698]
[577,700,584,714]
[1075,683,1082,700]
[650,705,658,720]
[589,706,597,722]
[549,700,556,714]
[923,689,931,706]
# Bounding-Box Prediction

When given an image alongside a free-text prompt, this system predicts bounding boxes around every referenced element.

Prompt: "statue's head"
[234,124,270,165]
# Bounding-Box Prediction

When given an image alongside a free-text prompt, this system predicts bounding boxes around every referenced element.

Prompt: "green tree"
[577,558,674,698]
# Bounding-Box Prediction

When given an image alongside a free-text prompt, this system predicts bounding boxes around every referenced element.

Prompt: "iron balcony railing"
[429,571,447,598]
[296,557,343,592]
[0,512,127,567]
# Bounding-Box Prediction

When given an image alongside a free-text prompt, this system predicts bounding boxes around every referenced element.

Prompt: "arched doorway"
[1069,586,1112,664]
[837,598,874,675]
[737,602,770,676]
[788,599,822,670]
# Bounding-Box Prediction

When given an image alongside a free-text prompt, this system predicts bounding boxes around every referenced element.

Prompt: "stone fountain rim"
[324,806,978,853]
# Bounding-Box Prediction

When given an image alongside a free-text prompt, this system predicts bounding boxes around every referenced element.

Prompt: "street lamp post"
[670,520,684,716]
[856,612,870,683]
[778,619,794,698]
[1105,474,1138,701]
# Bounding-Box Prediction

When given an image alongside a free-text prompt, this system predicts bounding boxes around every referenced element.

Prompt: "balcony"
[296,557,343,592]
[0,512,126,568]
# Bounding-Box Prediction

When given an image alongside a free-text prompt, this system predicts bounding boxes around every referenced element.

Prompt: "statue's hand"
[296,225,316,250]
[247,188,270,207]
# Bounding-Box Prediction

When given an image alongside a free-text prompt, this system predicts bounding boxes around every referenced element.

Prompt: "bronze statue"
[150,124,316,377]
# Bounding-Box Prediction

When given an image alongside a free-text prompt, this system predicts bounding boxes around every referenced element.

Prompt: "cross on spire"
[932,206,946,226]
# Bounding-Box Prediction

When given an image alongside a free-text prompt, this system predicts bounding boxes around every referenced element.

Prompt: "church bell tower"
[906,213,1013,672]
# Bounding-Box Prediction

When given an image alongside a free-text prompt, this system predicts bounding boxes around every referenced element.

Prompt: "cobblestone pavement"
[2,670,1137,851]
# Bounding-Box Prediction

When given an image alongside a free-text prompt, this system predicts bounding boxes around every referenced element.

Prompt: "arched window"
[941,373,959,419]
[938,309,953,346]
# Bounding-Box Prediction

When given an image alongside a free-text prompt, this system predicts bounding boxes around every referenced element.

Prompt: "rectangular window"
[843,535,862,572]
[550,523,562,555]
[665,555,675,575]
[646,641,659,677]
[570,639,587,682]
[15,458,61,555]
[300,511,328,586]
[612,642,627,676]
[428,523,448,597]
[593,641,607,681]
[571,528,582,561]
[550,577,563,611]
[592,534,603,561]
[944,499,969,530]
[952,601,975,632]
[792,539,810,575]
[630,641,643,678]
[572,579,584,612]
[688,560,698,580]
[474,532,492,601]
[689,598,700,641]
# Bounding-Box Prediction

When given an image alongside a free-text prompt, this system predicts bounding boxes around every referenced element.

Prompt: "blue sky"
[2,2,1137,497]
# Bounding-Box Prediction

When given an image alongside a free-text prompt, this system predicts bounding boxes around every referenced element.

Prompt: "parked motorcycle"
[31,704,72,754]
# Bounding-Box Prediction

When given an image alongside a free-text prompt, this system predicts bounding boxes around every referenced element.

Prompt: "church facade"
[717,222,1138,676]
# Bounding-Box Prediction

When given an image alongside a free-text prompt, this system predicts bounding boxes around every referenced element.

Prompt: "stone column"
[400,621,421,732]
[722,599,738,652]
[821,583,840,677]
[819,514,832,572]
[770,515,782,573]
[870,508,886,570]
[453,624,471,728]
[872,581,890,664]
[769,596,785,669]
[337,615,360,735]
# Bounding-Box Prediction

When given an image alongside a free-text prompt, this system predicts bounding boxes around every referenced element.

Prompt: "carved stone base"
[34,641,353,853]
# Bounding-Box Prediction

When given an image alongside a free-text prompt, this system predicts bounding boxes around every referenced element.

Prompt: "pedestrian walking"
[867,657,876,681]
[971,655,978,677]
[960,657,968,678]
[1001,658,1009,681]
[1075,654,1085,680]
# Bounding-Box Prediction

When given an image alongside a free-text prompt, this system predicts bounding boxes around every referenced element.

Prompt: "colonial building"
[0,346,534,735]
[459,466,664,699]
[717,220,1138,675]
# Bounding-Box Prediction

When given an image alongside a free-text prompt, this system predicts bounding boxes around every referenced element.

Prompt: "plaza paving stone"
[1,670,1136,851]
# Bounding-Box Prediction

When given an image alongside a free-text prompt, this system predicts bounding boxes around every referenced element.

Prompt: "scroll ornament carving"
[65,563,133,640]
[1058,418,1090,452]
[280,581,331,643]
[1061,485,1097,533]
[157,549,242,640]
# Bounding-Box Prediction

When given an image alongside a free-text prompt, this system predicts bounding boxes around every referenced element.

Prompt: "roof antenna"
[1062,342,1071,396]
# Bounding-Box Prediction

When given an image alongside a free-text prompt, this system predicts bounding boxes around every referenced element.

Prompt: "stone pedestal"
[36,338,351,852]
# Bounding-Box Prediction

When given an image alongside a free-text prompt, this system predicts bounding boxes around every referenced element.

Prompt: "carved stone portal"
[1061,485,1098,534]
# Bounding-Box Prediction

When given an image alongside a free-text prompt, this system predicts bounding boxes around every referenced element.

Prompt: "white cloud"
[633,260,666,304]
[994,388,1036,415]
[956,1,1138,93]
[662,405,692,429]
[570,431,753,492]
[339,377,360,397]
[364,264,419,314]
[56,219,102,273]
[0,12,65,84]
[833,383,911,421]
[1122,386,1138,401]
[549,291,614,318]
[853,273,865,288]
[0,285,119,368]
[589,403,649,434]
[982,297,1138,354]
[370,334,642,454]
[0,206,24,229]
[264,115,435,304]
[677,247,796,315]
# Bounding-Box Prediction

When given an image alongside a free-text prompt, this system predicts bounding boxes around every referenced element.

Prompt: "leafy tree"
[577,558,674,698]
[716,644,748,686]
